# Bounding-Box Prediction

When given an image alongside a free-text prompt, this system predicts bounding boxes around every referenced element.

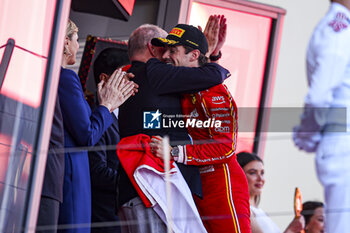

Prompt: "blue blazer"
[58,68,113,233]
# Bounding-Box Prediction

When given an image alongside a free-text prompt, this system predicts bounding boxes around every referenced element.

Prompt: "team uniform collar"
[331,2,350,20]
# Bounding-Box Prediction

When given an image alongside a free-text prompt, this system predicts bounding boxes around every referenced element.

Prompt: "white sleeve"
[294,25,350,152]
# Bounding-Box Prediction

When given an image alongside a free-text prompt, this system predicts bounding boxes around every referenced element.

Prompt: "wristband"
[209,51,222,61]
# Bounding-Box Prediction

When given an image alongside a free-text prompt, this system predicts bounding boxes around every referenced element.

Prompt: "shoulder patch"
[328,12,349,32]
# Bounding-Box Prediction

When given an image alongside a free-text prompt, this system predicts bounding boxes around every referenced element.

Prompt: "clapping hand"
[202,15,227,59]
[97,68,138,112]
[201,15,219,57]
[213,15,227,56]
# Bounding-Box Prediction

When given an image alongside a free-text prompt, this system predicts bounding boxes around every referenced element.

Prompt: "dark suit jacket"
[89,113,121,233]
[41,95,65,202]
[58,68,113,233]
[117,59,230,207]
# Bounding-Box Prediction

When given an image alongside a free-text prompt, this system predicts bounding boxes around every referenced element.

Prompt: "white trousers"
[316,133,350,233]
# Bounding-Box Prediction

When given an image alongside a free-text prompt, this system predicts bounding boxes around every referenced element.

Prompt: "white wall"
[251,0,329,230]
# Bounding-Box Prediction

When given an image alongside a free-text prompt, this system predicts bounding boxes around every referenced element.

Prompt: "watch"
[209,50,222,61]
[171,146,179,158]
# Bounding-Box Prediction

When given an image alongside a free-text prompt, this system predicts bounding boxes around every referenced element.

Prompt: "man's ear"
[147,42,156,57]
[99,73,109,82]
[189,49,200,62]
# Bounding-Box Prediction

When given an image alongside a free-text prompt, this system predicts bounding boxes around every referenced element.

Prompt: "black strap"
[0,38,15,90]
[209,50,222,61]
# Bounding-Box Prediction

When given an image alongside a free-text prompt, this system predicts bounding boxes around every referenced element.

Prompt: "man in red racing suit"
[179,84,250,233]
[150,20,250,233]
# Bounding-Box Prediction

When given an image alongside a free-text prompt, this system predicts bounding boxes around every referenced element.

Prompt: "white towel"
[134,163,207,233]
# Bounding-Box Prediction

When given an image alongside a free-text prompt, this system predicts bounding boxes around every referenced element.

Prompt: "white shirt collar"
[113,108,119,119]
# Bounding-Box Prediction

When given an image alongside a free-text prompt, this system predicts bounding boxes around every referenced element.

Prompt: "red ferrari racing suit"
[177,84,250,233]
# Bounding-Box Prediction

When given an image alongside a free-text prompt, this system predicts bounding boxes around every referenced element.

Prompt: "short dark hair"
[236,152,263,169]
[183,45,208,67]
[93,47,129,86]
[301,201,324,225]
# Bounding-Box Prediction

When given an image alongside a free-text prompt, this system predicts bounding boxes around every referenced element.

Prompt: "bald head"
[128,24,167,60]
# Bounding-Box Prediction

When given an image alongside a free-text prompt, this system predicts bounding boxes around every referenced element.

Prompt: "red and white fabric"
[117,134,207,233]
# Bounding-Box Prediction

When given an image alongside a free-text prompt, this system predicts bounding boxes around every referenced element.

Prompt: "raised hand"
[203,15,220,57]
[212,15,227,56]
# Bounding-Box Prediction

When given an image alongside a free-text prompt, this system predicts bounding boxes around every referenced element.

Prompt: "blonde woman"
[57,19,136,233]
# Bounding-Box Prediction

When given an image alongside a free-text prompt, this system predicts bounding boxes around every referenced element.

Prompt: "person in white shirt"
[293,1,350,232]
[237,152,304,233]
